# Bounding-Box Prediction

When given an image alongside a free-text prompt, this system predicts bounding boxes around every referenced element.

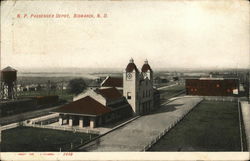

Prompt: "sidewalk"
[240,101,250,151]
[157,83,178,90]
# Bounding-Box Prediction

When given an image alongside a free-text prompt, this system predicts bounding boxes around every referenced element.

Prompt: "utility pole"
[61,81,64,95]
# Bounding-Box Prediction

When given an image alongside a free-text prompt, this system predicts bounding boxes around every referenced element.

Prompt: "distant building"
[186,78,239,96]
[154,76,169,85]
[53,59,160,128]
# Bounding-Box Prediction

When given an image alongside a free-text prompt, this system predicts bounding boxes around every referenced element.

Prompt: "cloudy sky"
[1,0,249,70]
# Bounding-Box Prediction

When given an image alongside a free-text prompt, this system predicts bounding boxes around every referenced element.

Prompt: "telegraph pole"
[47,80,51,96]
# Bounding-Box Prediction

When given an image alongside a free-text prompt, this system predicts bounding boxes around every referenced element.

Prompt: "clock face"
[127,73,132,79]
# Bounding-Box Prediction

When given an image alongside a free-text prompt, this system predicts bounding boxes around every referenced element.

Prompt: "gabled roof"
[2,66,17,72]
[54,96,111,116]
[95,87,123,100]
[101,76,123,87]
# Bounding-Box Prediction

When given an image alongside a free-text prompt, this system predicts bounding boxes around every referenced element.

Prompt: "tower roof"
[2,66,17,72]
[125,58,139,72]
[141,60,152,72]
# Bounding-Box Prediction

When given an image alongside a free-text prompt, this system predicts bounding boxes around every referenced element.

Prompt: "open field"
[149,100,246,151]
[18,89,75,102]
[17,76,93,102]
[1,127,98,152]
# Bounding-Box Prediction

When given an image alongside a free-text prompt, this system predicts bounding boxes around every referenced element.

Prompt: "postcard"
[0,0,249,160]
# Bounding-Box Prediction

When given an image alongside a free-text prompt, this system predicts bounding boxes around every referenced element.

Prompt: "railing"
[238,99,244,151]
[0,122,20,131]
[142,98,203,151]
[24,123,100,135]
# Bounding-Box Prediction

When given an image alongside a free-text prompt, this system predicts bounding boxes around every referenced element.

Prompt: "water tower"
[0,66,17,100]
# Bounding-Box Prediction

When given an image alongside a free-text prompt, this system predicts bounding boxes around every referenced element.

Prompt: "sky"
[1,0,249,70]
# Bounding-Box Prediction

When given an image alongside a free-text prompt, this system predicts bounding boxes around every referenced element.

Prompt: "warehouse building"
[186,78,239,96]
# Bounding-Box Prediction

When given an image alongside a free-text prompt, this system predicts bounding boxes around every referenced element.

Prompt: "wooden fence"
[24,123,100,135]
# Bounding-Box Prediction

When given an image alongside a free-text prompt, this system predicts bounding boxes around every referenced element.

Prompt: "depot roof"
[54,96,111,116]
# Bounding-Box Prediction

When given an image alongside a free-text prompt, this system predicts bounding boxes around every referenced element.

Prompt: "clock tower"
[123,58,140,114]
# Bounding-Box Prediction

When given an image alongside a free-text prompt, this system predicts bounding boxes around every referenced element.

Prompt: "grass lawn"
[149,100,245,151]
[1,127,98,152]
[160,84,185,101]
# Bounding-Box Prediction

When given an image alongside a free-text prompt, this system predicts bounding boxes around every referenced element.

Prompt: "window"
[127,92,131,99]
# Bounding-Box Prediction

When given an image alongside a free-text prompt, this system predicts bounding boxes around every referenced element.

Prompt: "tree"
[173,76,179,81]
[67,78,87,95]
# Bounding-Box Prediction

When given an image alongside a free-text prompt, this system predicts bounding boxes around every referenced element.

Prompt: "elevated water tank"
[1,66,17,84]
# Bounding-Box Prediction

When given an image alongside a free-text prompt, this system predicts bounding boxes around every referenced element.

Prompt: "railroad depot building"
[53,59,160,128]
[186,78,239,96]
